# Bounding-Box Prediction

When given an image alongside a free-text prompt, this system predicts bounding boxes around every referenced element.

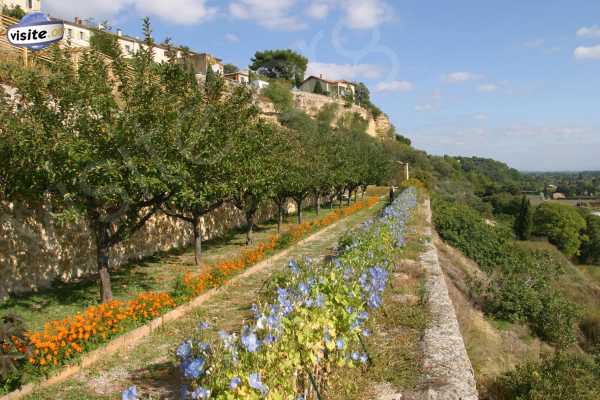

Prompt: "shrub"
[580,215,600,264]
[533,203,587,258]
[490,353,600,400]
[261,80,293,112]
[434,199,580,346]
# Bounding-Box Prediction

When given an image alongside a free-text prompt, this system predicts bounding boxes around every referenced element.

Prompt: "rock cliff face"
[257,91,392,139]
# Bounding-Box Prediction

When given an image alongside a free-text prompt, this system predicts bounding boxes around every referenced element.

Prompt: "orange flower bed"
[23,292,175,368]
[10,196,381,376]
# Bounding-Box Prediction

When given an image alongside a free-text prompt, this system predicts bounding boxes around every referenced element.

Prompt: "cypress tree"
[515,196,533,240]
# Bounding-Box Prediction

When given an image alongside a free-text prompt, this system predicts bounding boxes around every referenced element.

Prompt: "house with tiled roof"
[299,75,356,98]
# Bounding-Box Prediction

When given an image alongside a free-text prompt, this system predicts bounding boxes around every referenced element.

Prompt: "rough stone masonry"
[420,199,478,400]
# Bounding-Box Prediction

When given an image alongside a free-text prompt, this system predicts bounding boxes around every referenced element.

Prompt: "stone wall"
[0,200,280,299]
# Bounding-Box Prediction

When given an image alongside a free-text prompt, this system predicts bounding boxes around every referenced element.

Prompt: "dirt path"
[26,201,385,400]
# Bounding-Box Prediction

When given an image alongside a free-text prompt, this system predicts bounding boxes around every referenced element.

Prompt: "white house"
[299,75,356,98]
[224,70,250,84]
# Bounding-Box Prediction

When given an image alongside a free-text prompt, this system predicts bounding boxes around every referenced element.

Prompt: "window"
[79,31,85,41]
[67,28,72,38]
[27,0,33,9]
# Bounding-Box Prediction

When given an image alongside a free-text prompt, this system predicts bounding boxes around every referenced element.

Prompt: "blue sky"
[43,0,600,171]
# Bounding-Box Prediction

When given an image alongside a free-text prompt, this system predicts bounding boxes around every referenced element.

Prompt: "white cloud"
[478,83,498,93]
[442,72,483,83]
[45,0,217,24]
[307,62,384,80]
[574,45,600,60]
[376,80,414,92]
[473,113,487,120]
[306,1,330,19]
[229,0,306,30]
[340,0,393,29]
[224,33,240,43]
[577,25,600,38]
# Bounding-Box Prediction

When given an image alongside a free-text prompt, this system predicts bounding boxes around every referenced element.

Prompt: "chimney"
[74,17,81,25]
[116,29,123,37]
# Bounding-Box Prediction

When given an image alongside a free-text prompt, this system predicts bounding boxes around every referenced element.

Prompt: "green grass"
[24,197,386,399]
[0,200,374,332]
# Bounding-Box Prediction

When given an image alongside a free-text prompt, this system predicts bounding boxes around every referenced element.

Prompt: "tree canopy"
[250,49,308,87]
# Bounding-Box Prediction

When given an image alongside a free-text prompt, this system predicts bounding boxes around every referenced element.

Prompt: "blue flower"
[176,340,192,360]
[180,385,190,399]
[351,351,360,361]
[336,338,345,350]
[241,327,260,353]
[360,353,368,364]
[315,293,326,308]
[229,376,242,390]
[298,282,309,296]
[182,357,205,379]
[197,321,210,330]
[362,328,371,337]
[346,306,353,314]
[122,386,137,400]
[288,259,299,274]
[249,372,269,396]
[191,386,211,399]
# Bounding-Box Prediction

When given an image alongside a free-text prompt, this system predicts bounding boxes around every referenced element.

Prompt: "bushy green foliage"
[533,203,587,258]
[433,199,580,346]
[490,353,600,400]
[223,63,239,74]
[250,49,308,87]
[262,80,294,112]
[1,5,25,19]
[515,196,534,240]
[580,215,600,264]
[89,28,122,58]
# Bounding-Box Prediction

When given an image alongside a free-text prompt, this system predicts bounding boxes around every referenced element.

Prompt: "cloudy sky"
[43,0,600,171]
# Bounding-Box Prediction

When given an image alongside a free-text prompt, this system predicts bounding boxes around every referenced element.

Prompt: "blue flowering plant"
[169,188,418,399]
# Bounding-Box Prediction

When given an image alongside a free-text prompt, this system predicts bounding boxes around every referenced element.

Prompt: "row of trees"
[0,21,391,303]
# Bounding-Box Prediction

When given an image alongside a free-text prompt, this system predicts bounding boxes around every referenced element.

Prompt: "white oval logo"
[6,13,64,51]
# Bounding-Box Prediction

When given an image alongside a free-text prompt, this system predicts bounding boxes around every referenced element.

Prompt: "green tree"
[160,61,258,265]
[354,82,370,107]
[533,203,587,258]
[89,27,122,58]
[250,49,308,87]
[1,5,25,19]
[262,79,294,112]
[223,63,239,74]
[0,19,186,303]
[313,80,324,95]
[580,215,600,264]
[515,196,533,240]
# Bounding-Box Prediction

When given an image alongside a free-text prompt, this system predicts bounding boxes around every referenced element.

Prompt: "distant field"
[526,195,600,210]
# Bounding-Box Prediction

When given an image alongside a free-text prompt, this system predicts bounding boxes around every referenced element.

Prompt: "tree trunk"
[338,192,343,208]
[277,201,285,235]
[295,197,303,224]
[192,214,202,266]
[246,210,256,245]
[347,188,351,206]
[354,190,357,202]
[315,191,321,215]
[94,224,113,303]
